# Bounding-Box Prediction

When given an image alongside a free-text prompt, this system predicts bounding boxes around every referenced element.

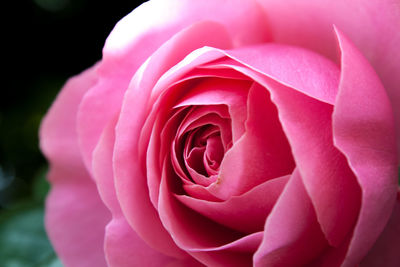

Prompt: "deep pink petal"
[333,29,398,267]
[257,0,400,151]
[253,169,328,267]
[78,0,270,171]
[176,175,289,233]
[39,65,110,267]
[361,189,400,267]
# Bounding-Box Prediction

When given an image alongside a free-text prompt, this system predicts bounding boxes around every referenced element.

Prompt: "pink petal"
[253,169,328,267]
[333,29,398,267]
[92,113,189,265]
[159,163,263,265]
[39,64,110,267]
[265,76,361,247]
[206,43,340,104]
[105,215,180,267]
[40,64,99,174]
[207,83,294,199]
[208,45,361,247]
[113,20,232,257]
[78,0,270,171]
[361,189,400,267]
[257,0,400,154]
[45,171,110,267]
[175,174,289,233]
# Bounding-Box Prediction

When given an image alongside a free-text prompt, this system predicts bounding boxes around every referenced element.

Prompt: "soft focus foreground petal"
[78,0,270,171]
[257,0,400,154]
[93,116,190,266]
[113,21,231,258]
[253,170,328,267]
[40,64,98,174]
[361,190,400,267]
[176,175,289,233]
[45,172,110,267]
[40,65,110,267]
[105,218,181,267]
[333,29,398,267]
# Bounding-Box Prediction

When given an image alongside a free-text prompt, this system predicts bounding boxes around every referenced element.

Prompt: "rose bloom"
[40,0,400,266]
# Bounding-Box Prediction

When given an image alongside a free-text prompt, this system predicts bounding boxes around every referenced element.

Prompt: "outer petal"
[92,117,189,266]
[257,0,400,153]
[78,0,270,171]
[333,29,398,267]
[361,189,400,267]
[39,65,111,267]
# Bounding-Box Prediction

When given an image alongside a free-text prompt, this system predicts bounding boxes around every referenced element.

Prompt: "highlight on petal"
[332,28,398,267]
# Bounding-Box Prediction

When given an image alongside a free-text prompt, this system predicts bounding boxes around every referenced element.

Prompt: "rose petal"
[159,159,263,266]
[176,174,289,233]
[253,169,328,267]
[361,189,400,267]
[257,0,400,152]
[333,28,398,267]
[39,64,110,267]
[207,82,294,199]
[113,20,233,256]
[80,19,233,172]
[93,115,188,262]
[200,45,361,247]
[45,171,110,267]
[78,0,270,171]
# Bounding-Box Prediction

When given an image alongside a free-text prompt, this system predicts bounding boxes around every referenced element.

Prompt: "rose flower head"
[40,0,400,266]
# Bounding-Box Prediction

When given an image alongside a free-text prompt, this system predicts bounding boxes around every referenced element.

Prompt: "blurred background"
[1,0,143,266]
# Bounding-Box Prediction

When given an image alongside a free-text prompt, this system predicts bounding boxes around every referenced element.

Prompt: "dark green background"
[1,1,142,266]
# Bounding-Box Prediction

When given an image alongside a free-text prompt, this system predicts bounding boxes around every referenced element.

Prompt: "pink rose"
[40,0,400,266]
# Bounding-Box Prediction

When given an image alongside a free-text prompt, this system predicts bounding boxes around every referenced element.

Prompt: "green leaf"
[0,205,62,267]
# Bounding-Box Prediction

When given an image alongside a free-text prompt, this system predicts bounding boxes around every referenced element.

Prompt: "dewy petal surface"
[333,29,398,267]
[39,65,111,267]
